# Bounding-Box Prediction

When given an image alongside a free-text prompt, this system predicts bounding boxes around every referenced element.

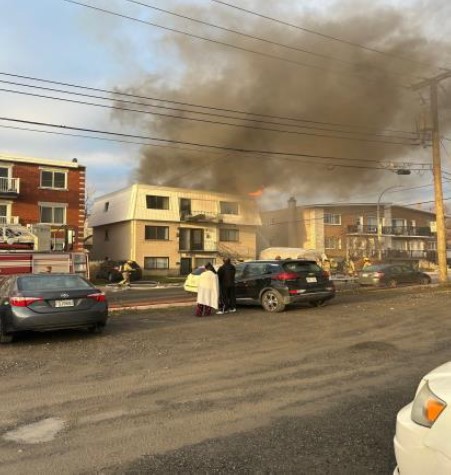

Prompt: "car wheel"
[309,299,326,308]
[0,318,13,344]
[420,276,431,285]
[388,279,397,288]
[261,290,285,313]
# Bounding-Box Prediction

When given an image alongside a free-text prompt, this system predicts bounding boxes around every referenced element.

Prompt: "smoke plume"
[112,0,451,201]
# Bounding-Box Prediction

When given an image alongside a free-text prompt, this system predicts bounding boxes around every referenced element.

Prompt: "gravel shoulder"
[0,286,450,474]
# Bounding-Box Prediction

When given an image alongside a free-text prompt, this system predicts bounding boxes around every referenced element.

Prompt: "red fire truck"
[0,251,89,278]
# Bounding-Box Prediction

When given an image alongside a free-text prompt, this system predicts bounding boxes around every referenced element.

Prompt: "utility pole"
[412,72,451,284]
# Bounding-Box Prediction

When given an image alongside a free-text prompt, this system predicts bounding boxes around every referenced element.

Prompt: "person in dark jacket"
[217,257,236,314]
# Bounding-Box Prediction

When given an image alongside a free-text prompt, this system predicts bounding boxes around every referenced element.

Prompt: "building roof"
[89,183,261,227]
[263,202,438,216]
[0,153,84,169]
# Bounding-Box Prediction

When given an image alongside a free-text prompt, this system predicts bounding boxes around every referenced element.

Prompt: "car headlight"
[411,380,447,428]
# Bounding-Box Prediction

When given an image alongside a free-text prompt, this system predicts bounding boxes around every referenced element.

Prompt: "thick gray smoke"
[112,0,451,200]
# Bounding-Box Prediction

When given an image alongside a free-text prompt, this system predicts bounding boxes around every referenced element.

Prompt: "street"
[0,285,451,474]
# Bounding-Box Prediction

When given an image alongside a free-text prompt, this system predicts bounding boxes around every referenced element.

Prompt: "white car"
[394,361,451,474]
[183,265,220,293]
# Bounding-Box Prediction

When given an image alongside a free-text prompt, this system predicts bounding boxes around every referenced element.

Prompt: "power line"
[120,0,422,82]
[61,0,410,89]
[211,0,448,74]
[0,77,418,141]
[0,86,419,146]
[0,72,417,137]
[0,117,430,170]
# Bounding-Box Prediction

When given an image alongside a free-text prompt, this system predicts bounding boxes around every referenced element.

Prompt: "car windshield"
[17,274,93,292]
[282,261,322,273]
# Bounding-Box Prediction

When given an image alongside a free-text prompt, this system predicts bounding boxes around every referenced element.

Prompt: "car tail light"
[321,271,330,279]
[87,292,106,303]
[374,272,385,278]
[274,272,298,281]
[10,296,44,307]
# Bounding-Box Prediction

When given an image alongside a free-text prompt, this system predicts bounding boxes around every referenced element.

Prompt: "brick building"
[89,184,261,275]
[0,154,86,250]
[260,199,442,264]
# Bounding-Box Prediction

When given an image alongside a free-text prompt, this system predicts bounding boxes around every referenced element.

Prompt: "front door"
[180,258,192,276]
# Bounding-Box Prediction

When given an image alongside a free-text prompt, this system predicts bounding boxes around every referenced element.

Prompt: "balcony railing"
[0,216,19,225]
[381,249,437,260]
[180,212,224,223]
[179,241,218,252]
[347,225,433,237]
[0,177,20,194]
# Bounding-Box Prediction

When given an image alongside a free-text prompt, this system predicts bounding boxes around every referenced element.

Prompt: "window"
[325,236,341,249]
[104,202,109,212]
[40,169,67,189]
[220,201,239,215]
[39,203,66,224]
[146,195,169,210]
[144,257,169,270]
[324,213,341,225]
[219,228,239,242]
[145,226,169,240]
[195,257,215,268]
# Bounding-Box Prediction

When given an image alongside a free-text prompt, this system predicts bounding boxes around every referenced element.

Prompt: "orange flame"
[248,187,264,197]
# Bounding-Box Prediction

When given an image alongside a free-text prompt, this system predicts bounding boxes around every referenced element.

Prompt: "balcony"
[347,225,433,237]
[180,212,223,223]
[0,177,20,198]
[0,216,19,225]
[381,249,437,260]
[179,241,218,252]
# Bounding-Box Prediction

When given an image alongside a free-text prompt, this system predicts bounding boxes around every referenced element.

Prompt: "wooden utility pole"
[413,72,451,284]
[430,81,448,283]
[412,71,451,283]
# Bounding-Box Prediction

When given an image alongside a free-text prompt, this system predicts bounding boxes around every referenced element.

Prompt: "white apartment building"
[89,184,261,275]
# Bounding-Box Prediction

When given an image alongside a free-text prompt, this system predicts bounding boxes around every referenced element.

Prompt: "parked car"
[184,260,335,312]
[358,264,431,287]
[0,273,108,343]
[235,260,335,312]
[96,260,142,283]
[394,361,451,474]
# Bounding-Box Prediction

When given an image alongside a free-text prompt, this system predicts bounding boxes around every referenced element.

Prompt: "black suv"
[96,260,143,283]
[235,260,335,312]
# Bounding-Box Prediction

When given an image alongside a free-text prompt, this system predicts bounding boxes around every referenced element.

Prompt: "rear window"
[17,274,93,292]
[282,261,322,273]
[362,265,386,272]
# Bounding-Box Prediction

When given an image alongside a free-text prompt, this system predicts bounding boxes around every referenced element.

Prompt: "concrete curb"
[109,301,194,312]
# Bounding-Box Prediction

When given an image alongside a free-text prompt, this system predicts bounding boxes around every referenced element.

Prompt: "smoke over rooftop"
[112,0,451,201]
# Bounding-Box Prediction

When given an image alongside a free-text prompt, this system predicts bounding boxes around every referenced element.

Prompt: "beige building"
[260,199,441,265]
[89,184,261,275]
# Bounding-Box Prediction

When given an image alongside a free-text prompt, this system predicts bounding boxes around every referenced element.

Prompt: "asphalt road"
[1,284,451,474]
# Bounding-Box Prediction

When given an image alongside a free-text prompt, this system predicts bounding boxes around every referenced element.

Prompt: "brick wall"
[8,162,86,250]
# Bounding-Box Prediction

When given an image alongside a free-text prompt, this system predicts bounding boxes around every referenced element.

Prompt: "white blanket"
[197,270,219,309]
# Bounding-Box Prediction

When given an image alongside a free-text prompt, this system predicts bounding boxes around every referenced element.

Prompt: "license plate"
[306,276,317,283]
[362,273,368,278]
[55,299,74,308]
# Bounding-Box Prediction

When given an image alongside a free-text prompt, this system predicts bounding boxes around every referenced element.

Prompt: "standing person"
[322,258,331,275]
[118,260,134,287]
[217,257,236,314]
[196,262,219,317]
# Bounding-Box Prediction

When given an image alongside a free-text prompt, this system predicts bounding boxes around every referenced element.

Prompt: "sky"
[2,0,451,209]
